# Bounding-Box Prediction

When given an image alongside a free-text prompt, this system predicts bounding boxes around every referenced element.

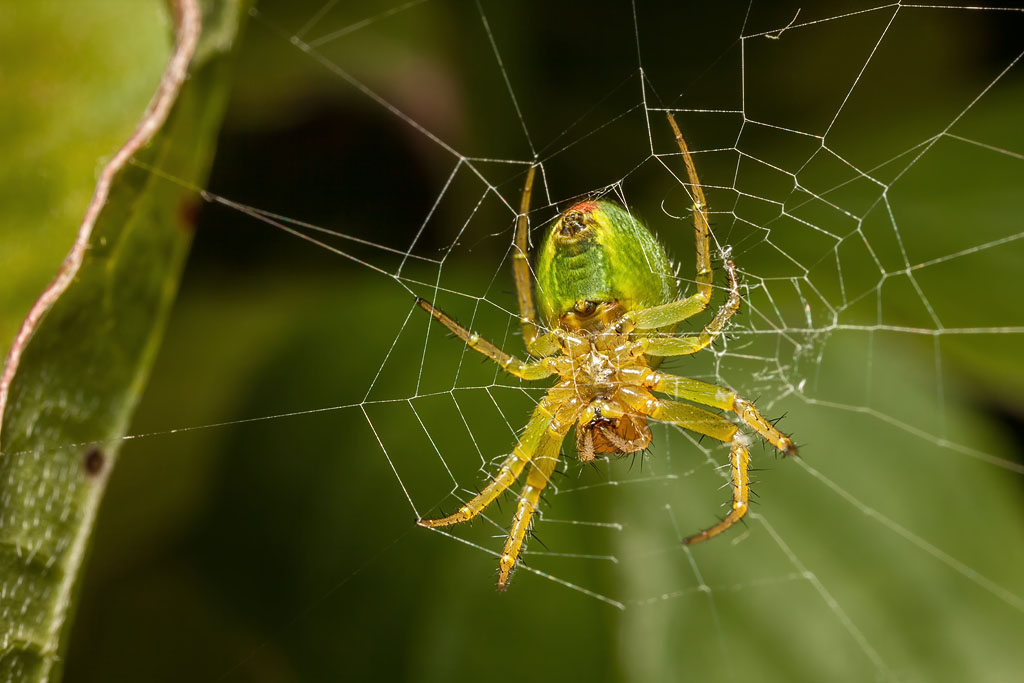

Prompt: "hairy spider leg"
[619,111,715,333]
[616,387,756,544]
[683,440,751,545]
[417,396,560,528]
[415,298,555,381]
[511,165,541,349]
[668,111,713,299]
[497,421,567,590]
[636,260,741,357]
[509,166,562,357]
[646,373,798,457]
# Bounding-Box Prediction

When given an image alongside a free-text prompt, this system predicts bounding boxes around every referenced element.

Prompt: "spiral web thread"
[116,1,1024,680]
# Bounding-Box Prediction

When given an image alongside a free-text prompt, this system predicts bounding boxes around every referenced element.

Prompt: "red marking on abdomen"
[568,201,599,214]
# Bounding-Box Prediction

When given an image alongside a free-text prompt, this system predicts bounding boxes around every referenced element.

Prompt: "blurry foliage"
[2,1,1022,682]
[0,2,170,351]
[0,1,247,679]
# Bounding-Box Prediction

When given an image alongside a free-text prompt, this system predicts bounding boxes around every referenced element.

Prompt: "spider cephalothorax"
[554,323,655,462]
[416,113,797,590]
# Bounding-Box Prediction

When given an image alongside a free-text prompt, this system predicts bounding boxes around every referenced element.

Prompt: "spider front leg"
[509,165,562,358]
[618,112,716,333]
[667,110,714,306]
[512,165,541,350]
[416,297,557,380]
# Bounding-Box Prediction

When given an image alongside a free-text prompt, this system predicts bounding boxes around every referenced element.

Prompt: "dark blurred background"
[4,1,1024,681]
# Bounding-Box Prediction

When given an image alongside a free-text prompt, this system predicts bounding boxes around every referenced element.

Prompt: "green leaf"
[0,1,248,679]
[0,1,170,351]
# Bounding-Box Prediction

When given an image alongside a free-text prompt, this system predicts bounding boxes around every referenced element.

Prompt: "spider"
[416,112,797,590]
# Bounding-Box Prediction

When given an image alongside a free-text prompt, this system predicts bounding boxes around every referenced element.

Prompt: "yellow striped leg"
[647,373,797,456]
[636,260,740,355]
[618,388,754,544]
[511,165,547,353]
[497,426,564,590]
[683,438,751,545]
[620,388,740,444]
[619,112,716,333]
[667,110,714,306]
[625,288,711,332]
[417,397,557,528]
[416,297,556,380]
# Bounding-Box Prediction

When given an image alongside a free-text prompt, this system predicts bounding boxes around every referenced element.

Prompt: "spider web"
[75,0,1024,680]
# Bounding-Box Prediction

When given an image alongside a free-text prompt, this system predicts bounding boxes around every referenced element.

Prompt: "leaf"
[0,1,249,679]
[0,1,171,353]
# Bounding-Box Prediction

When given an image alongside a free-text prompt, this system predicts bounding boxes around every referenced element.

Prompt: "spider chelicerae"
[416,112,797,590]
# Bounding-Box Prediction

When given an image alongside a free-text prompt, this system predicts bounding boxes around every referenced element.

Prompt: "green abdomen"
[535,200,676,326]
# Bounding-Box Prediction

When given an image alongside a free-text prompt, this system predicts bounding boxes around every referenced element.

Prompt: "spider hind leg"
[498,440,562,591]
[683,436,752,545]
[624,392,756,544]
[417,396,560,528]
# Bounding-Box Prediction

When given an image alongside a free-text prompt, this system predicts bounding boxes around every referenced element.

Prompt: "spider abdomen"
[535,200,677,326]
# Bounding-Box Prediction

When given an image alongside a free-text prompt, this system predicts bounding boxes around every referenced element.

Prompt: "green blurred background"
[3,1,1023,681]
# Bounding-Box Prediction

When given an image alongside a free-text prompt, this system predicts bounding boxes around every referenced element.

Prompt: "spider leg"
[416,297,555,380]
[619,112,715,332]
[635,259,740,357]
[498,430,564,590]
[512,166,541,347]
[509,165,562,358]
[631,394,740,444]
[417,395,563,528]
[645,373,797,456]
[618,388,753,544]
[682,438,751,545]
[668,110,713,306]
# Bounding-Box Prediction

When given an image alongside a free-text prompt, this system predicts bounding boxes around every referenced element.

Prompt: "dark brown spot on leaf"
[83,447,105,476]
[179,196,202,233]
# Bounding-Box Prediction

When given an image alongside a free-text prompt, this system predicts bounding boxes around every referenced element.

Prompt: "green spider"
[417,112,797,590]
